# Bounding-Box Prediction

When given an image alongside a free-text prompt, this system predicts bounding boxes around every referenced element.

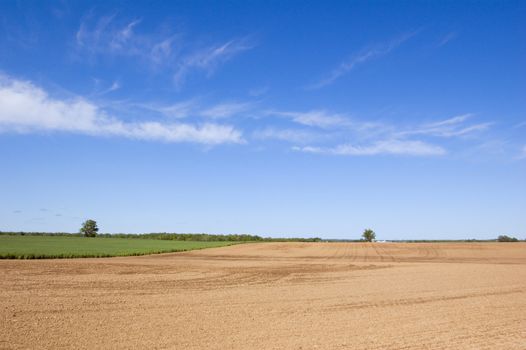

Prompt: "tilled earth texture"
[1,242,526,349]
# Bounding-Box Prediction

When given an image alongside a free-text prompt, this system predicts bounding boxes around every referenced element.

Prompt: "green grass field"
[0,235,236,259]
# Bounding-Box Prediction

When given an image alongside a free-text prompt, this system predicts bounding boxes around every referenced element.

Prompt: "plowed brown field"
[1,242,526,349]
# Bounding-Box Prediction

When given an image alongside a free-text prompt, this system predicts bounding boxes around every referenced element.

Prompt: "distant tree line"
[0,231,321,242]
[100,233,269,241]
[0,231,75,236]
[1,231,523,242]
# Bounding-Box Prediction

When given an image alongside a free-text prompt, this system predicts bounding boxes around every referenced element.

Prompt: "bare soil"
[1,242,525,349]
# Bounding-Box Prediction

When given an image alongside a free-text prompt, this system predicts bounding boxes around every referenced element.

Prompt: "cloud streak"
[0,76,243,145]
[308,31,418,89]
[76,14,137,56]
[173,38,254,88]
[266,110,353,129]
[93,80,121,96]
[293,139,446,156]
[253,127,324,144]
[200,102,253,119]
[397,114,492,138]
[75,14,254,88]
[135,100,253,120]
[278,109,490,157]
[436,32,457,48]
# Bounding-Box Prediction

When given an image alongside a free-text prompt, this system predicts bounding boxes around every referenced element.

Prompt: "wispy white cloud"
[265,109,390,145]
[0,75,243,145]
[248,86,269,97]
[253,127,324,144]
[134,100,253,120]
[427,114,470,127]
[267,110,353,129]
[173,38,254,88]
[200,102,252,119]
[75,14,254,88]
[150,35,179,65]
[397,114,492,138]
[436,32,457,48]
[279,109,491,157]
[153,100,198,119]
[108,81,120,92]
[110,19,142,51]
[76,14,175,65]
[76,14,183,64]
[519,145,526,159]
[308,31,418,89]
[93,80,120,96]
[76,14,120,53]
[293,139,446,157]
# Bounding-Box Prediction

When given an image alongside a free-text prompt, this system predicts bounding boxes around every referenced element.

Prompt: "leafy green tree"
[497,235,518,242]
[80,220,99,237]
[362,229,376,242]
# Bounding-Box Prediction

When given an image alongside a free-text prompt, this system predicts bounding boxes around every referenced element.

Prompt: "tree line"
[1,222,522,243]
[0,230,322,242]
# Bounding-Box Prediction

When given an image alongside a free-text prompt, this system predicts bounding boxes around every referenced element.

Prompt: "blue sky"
[1,1,525,239]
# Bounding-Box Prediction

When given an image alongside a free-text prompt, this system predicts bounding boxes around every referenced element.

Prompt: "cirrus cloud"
[293,139,446,157]
[307,31,419,89]
[75,13,255,89]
